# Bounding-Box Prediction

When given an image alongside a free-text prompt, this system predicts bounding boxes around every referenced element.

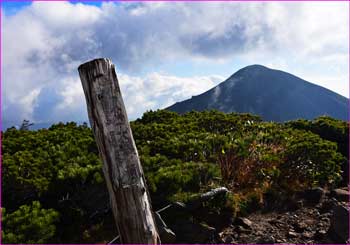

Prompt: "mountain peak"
[243,64,269,70]
[238,64,273,74]
[167,66,348,121]
[228,64,272,80]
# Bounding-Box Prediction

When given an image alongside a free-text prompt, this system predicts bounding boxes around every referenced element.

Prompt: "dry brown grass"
[218,141,285,191]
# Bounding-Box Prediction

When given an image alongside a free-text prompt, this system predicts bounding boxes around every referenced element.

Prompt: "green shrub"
[2,201,59,244]
[286,116,349,158]
[2,111,347,243]
[147,162,220,200]
[281,130,344,188]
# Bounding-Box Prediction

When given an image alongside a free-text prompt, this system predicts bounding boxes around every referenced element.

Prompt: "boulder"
[328,204,349,243]
[302,187,325,204]
[187,187,228,211]
[330,188,350,202]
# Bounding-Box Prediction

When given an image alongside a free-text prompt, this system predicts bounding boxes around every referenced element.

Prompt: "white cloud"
[56,77,85,112]
[2,1,348,125]
[117,72,222,119]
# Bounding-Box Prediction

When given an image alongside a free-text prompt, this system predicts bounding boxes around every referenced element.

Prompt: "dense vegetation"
[2,110,348,243]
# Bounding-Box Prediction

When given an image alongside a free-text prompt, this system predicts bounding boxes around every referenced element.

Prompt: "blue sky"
[2,1,349,128]
[2,1,102,11]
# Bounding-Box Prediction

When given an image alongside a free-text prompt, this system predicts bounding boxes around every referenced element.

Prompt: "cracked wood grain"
[78,58,160,244]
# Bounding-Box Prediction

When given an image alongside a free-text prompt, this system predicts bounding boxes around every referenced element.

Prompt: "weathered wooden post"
[78,58,160,244]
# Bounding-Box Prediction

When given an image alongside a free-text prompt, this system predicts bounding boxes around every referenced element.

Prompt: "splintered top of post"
[78,58,112,70]
[78,58,115,80]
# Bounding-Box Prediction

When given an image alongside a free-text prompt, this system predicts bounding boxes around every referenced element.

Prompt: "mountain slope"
[167,65,349,121]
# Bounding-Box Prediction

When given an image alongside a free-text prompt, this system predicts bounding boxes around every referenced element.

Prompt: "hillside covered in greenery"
[2,110,349,243]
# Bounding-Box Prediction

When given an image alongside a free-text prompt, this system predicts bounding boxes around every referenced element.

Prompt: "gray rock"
[236,217,253,229]
[303,187,325,204]
[330,188,350,202]
[329,204,349,243]
[187,187,228,211]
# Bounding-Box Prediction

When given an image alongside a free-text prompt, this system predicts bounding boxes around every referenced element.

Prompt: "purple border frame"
[1,0,342,1]
[348,1,350,245]
[0,0,349,245]
[1,1,3,244]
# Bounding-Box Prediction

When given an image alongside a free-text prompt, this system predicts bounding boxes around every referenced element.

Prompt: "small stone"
[315,230,327,239]
[294,222,307,232]
[222,235,235,243]
[288,231,298,238]
[236,217,253,229]
[302,231,314,239]
[237,225,250,233]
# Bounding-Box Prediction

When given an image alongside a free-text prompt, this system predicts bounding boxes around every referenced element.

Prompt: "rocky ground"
[156,187,350,244]
[218,203,341,244]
